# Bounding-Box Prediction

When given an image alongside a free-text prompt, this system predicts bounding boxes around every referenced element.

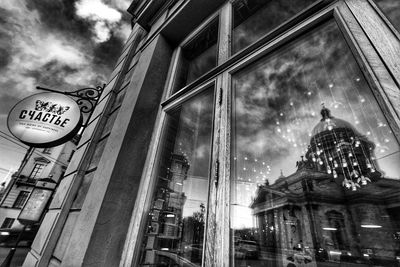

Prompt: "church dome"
[304,105,379,191]
[311,106,361,137]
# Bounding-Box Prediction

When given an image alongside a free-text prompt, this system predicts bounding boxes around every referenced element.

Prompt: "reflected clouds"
[232,0,315,53]
[174,90,214,179]
[375,0,400,32]
[233,20,400,184]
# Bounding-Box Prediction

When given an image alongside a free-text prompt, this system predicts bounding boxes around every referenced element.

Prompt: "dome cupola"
[311,105,361,137]
[305,104,379,191]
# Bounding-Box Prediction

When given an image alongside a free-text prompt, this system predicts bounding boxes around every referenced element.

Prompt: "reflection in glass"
[140,89,214,266]
[232,0,314,54]
[375,0,400,32]
[232,20,400,267]
[173,19,218,93]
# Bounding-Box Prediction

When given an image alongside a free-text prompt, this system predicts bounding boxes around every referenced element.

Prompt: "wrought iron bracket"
[36,84,105,114]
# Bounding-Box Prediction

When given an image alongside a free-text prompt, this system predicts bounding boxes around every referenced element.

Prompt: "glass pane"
[173,19,219,93]
[232,19,400,267]
[140,88,214,267]
[232,0,315,54]
[374,0,400,32]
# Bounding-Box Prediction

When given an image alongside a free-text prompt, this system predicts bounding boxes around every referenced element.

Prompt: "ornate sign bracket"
[36,84,105,114]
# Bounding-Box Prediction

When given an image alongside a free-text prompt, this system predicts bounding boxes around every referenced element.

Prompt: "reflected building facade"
[0,141,75,266]
[144,154,189,265]
[250,107,400,266]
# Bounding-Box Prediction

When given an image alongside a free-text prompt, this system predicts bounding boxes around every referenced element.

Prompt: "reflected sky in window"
[375,0,400,32]
[232,0,315,53]
[232,20,400,210]
[172,90,214,217]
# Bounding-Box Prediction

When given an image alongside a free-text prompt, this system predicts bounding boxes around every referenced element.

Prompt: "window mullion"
[204,79,222,266]
[219,71,232,267]
[205,72,231,266]
[218,2,232,64]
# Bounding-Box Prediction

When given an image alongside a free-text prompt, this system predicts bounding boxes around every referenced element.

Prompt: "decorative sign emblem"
[7,93,82,147]
[35,100,70,115]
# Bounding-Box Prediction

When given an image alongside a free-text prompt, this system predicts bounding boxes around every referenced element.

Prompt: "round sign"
[7,92,82,147]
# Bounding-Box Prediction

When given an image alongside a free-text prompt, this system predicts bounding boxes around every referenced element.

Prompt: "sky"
[0,0,132,184]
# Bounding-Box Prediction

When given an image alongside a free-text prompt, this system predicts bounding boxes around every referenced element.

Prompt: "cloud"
[75,0,122,43]
[76,0,121,21]
[0,0,128,108]
[0,2,94,97]
[0,0,131,182]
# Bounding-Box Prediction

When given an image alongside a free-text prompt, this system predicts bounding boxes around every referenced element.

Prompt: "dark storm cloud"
[93,34,124,69]
[121,9,133,24]
[0,8,15,70]
[0,43,12,71]
[26,0,126,78]
[0,94,22,115]
[26,0,93,39]
[24,60,81,89]
[0,0,131,116]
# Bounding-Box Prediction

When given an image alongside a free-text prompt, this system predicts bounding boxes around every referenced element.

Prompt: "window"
[173,18,219,93]
[1,218,15,228]
[42,148,52,154]
[30,163,45,179]
[13,191,30,209]
[232,0,315,53]
[231,19,400,266]
[139,88,214,266]
[130,1,400,266]
[374,0,400,32]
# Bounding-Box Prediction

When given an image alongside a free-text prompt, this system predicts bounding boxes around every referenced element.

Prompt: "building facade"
[22,0,400,266]
[0,142,75,247]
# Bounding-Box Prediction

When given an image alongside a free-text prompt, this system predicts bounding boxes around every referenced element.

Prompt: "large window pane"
[140,89,214,267]
[232,19,400,267]
[374,0,400,32]
[232,0,315,54]
[173,19,219,93]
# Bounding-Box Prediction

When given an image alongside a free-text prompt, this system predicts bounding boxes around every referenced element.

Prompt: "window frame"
[13,191,30,209]
[121,11,226,265]
[1,217,15,228]
[126,79,219,266]
[230,0,324,55]
[222,1,400,266]
[123,0,400,266]
[162,0,336,109]
[29,163,45,179]
[42,148,52,154]
[368,0,400,40]
[167,11,222,97]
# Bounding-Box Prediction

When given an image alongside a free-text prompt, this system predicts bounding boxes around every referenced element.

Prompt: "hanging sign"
[7,92,82,147]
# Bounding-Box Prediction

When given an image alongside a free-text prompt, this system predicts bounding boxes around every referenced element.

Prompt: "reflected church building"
[251,107,400,266]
